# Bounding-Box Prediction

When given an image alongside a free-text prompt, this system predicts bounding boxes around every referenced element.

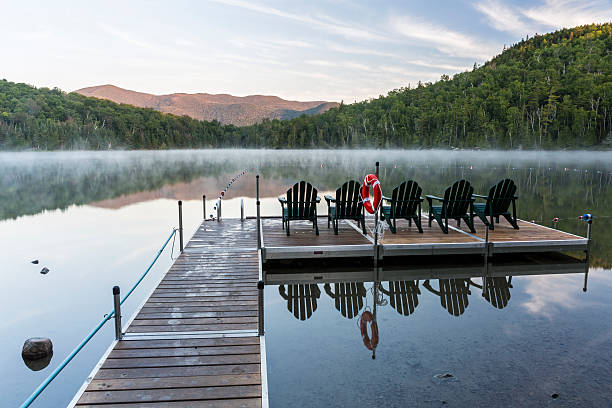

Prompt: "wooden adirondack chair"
[423,279,471,316]
[278,284,321,320]
[473,178,519,230]
[468,276,513,309]
[324,180,366,234]
[324,282,366,319]
[381,180,424,233]
[278,181,320,236]
[426,179,476,234]
[380,280,421,316]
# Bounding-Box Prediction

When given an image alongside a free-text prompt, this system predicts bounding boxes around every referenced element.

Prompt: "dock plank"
[74,219,263,407]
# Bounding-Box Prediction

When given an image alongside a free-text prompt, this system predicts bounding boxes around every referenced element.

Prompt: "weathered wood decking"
[72,219,265,407]
[70,212,588,406]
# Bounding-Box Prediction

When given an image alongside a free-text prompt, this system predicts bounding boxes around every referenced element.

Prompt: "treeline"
[0,23,610,150]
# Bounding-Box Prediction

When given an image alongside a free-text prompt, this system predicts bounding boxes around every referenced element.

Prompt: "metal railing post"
[483,227,489,295]
[374,162,380,268]
[202,195,206,220]
[256,175,261,250]
[217,198,221,222]
[112,286,122,341]
[241,198,244,222]
[257,280,264,335]
[584,216,593,292]
[178,200,184,252]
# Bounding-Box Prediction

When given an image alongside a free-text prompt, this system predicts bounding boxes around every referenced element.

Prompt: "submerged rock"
[435,373,454,379]
[22,337,53,360]
[551,393,559,399]
[31,260,39,264]
[40,267,49,275]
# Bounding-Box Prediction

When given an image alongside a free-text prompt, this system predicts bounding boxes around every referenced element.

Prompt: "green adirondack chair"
[278,181,320,236]
[468,276,513,310]
[423,279,471,316]
[381,180,424,233]
[473,178,519,230]
[278,284,321,320]
[380,280,421,316]
[324,180,366,235]
[426,179,476,234]
[324,282,366,319]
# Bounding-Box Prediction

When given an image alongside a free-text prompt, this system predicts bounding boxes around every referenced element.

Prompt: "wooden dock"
[69,212,587,407]
[70,219,267,408]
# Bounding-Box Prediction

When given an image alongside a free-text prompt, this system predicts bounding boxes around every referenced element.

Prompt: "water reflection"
[379,281,421,316]
[323,282,367,319]
[469,276,513,309]
[423,279,472,316]
[278,284,321,320]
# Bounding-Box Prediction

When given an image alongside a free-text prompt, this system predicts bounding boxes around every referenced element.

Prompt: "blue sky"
[2,0,610,102]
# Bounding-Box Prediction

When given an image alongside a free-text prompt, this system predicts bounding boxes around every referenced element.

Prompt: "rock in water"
[435,373,454,379]
[23,351,53,371]
[40,267,49,275]
[31,260,39,264]
[22,337,53,360]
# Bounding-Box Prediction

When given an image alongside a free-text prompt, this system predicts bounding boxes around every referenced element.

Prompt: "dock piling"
[241,198,244,222]
[112,286,122,341]
[202,195,206,220]
[584,216,593,292]
[178,200,184,252]
[217,198,222,221]
[258,280,264,335]
[257,175,261,250]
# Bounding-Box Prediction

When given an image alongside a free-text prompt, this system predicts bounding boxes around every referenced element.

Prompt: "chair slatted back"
[439,279,470,316]
[390,180,422,217]
[324,282,366,319]
[385,281,420,316]
[483,277,511,309]
[279,284,321,320]
[286,181,318,220]
[443,179,474,218]
[335,180,362,218]
[486,179,517,215]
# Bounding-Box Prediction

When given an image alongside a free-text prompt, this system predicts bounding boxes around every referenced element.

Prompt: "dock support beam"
[374,161,380,268]
[217,199,221,222]
[257,280,264,335]
[241,199,244,222]
[202,195,206,220]
[178,200,184,252]
[584,217,592,292]
[256,175,261,250]
[112,286,122,341]
[482,227,490,295]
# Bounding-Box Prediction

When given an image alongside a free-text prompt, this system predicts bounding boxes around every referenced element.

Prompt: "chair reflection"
[380,281,421,316]
[469,276,513,309]
[278,284,321,320]
[324,282,367,319]
[423,279,471,316]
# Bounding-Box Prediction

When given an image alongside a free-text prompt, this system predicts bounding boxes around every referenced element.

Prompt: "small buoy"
[221,192,225,196]
[553,217,559,222]
[40,267,49,275]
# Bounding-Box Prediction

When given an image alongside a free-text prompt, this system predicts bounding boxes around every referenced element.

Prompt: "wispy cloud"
[98,22,153,49]
[474,0,535,36]
[475,0,612,36]
[207,0,387,41]
[389,15,500,60]
[523,0,612,29]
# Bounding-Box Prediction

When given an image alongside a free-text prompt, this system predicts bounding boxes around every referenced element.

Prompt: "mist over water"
[1,149,612,407]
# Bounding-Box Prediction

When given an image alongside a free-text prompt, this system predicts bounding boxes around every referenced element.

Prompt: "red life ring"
[360,311,379,350]
[361,174,382,214]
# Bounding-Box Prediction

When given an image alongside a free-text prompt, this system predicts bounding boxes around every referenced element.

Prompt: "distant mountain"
[75,85,339,126]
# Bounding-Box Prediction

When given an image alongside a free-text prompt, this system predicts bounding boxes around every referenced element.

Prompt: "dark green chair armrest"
[472,194,488,199]
[315,196,321,203]
[324,195,335,204]
[278,197,287,204]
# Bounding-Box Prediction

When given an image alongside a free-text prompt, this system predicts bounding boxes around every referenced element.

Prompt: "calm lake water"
[1,149,611,407]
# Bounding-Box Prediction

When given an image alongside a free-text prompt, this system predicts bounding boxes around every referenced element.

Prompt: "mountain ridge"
[75,84,339,126]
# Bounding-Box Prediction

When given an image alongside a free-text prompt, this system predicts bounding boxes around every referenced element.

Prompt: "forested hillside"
[0,23,610,150]
[245,23,611,149]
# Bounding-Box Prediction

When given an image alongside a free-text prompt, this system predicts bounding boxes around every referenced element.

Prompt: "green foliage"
[0,23,610,150]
